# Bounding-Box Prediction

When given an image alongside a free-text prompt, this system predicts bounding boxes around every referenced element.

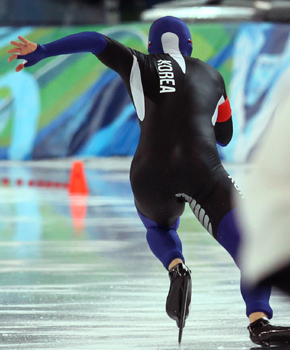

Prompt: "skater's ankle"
[249,312,268,324]
[168,258,183,270]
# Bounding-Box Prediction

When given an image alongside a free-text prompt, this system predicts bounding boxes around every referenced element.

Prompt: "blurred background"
[1,0,290,163]
[2,0,290,25]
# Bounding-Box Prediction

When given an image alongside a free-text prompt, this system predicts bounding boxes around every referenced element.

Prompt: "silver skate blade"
[178,276,190,344]
[178,326,183,345]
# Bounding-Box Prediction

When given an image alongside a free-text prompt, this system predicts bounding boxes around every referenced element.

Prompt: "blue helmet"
[148,16,192,56]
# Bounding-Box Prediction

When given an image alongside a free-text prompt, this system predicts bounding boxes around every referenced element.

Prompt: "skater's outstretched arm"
[8,31,139,81]
[7,32,115,72]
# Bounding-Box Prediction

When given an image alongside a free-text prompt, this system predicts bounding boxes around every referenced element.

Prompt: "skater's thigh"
[130,163,185,227]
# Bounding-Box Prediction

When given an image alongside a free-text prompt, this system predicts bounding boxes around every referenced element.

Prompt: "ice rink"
[0,158,289,350]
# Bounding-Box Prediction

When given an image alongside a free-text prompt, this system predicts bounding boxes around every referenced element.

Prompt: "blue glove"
[18,44,46,67]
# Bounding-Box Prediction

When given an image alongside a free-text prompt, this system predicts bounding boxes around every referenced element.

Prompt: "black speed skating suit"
[98,36,235,235]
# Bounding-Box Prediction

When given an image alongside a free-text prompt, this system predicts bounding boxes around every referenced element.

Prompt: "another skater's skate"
[166,263,192,343]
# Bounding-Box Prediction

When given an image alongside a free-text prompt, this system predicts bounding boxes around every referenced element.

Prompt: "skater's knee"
[137,210,180,230]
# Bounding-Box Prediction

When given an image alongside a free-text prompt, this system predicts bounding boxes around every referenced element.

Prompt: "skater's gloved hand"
[8,36,41,72]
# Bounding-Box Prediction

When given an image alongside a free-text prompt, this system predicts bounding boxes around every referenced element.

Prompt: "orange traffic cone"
[69,160,88,195]
[69,160,88,233]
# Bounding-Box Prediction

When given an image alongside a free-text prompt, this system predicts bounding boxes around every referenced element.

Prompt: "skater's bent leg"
[137,210,191,330]
[137,211,184,270]
[217,208,273,320]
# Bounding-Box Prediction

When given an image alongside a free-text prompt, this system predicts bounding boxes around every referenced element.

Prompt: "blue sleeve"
[17,32,107,68]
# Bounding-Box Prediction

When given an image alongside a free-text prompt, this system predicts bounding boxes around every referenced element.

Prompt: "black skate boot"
[166,263,192,343]
[248,317,290,346]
